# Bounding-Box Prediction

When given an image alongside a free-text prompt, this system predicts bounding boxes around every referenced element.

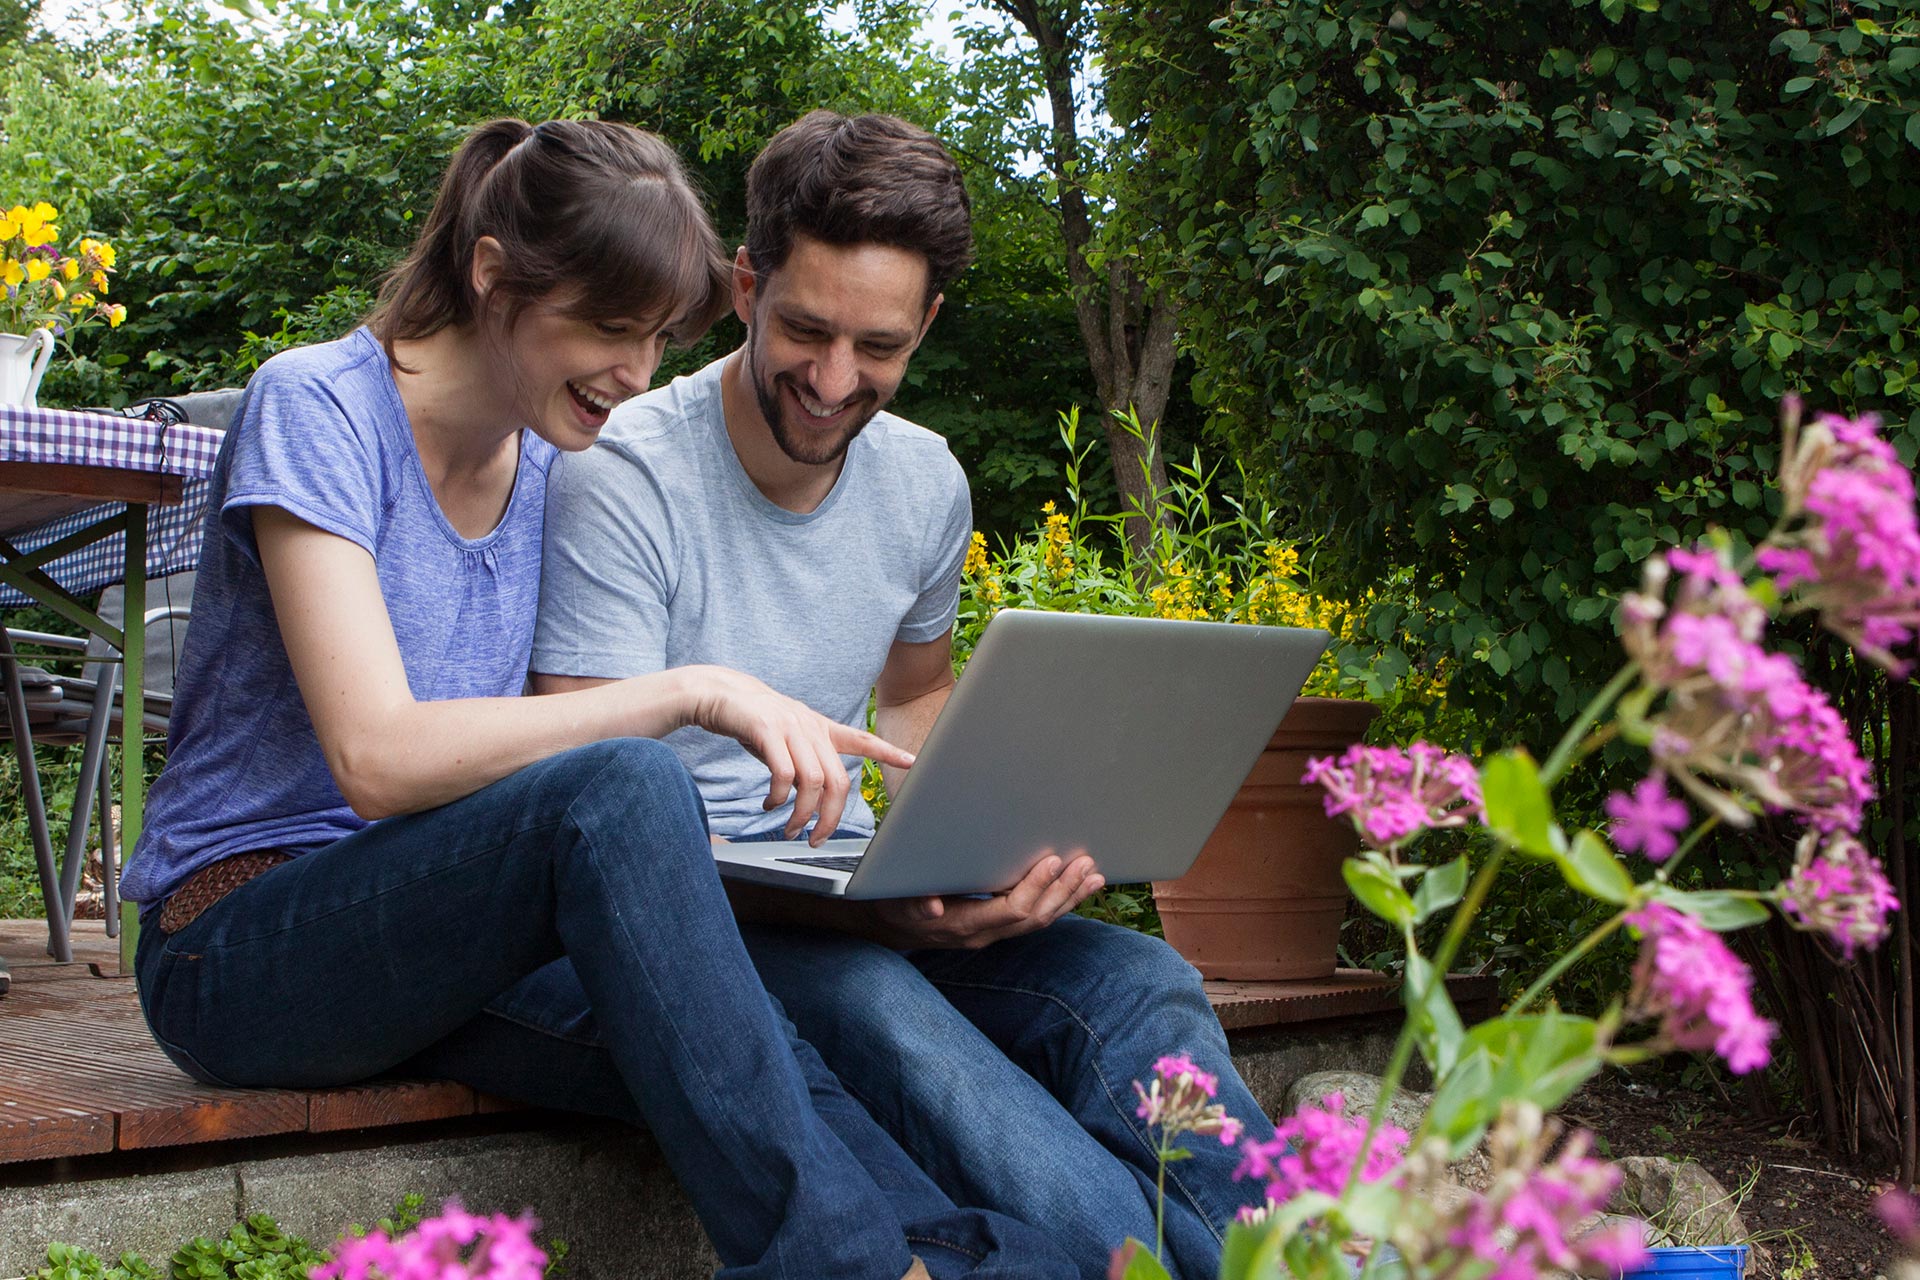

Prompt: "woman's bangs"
[573,181,731,345]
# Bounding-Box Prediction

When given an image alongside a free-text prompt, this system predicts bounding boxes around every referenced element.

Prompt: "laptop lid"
[812,609,1329,899]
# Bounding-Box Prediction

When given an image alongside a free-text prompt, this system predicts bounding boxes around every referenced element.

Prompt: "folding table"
[0,403,224,970]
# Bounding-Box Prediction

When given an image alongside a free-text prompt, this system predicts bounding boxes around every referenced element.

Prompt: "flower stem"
[1540,662,1640,788]
[1512,913,1626,1014]
[1155,1138,1168,1262]
[1344,846,1510,1198]
[1652,813,1723,884]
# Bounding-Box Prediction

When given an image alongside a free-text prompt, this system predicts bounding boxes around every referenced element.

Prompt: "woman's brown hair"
[368,119,731,366]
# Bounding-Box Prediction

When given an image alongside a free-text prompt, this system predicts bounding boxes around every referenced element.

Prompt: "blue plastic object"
[1619,1245,1749,1280]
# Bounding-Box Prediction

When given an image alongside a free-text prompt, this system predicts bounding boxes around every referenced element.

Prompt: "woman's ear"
[470,236,506,303]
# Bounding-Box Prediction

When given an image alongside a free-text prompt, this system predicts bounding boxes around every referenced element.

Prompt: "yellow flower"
[1041,504,1074,583]
[2,258,23,287]
[84,239,116,270]
[21,212,57,249]
[91,271,108,294]
[1148,558,1212,620]
[24,257,50,283]
[29,202,55,223]
[60,258,79,281]
[1263,542,1301,578]
[963,531,989,579]
[70,289,92,308]
[107,303,126,328]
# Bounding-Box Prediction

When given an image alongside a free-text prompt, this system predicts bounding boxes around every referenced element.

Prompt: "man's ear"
[731,246,757,328]
[914,293,945,347]
[470,236,506,303]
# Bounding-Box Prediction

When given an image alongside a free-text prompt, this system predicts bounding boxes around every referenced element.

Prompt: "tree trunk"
[990,0,1176,563]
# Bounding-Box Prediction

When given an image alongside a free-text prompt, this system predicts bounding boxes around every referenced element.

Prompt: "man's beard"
[747,327,881,467]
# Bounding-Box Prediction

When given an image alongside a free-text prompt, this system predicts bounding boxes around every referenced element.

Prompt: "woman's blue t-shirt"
[121,328,559,908]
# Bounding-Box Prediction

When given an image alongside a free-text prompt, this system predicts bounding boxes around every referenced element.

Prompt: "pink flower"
[1397,1106,1648,1280]
[1759,406,1920,675]
[1875,1185,1920,1251]
[1625,902,1776,1074]
[311,1203,545,1280]
[1234,1092,1408,1202]
[1621,543,1877,834]
[1604,775,1691,861]
[1304,742,1483,856]
[1778,830,1898,960]
[1133,1053,1240,1145]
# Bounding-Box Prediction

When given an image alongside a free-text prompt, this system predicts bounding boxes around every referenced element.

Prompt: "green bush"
[1117,0,1920,745]
[1112,0,1920,1140]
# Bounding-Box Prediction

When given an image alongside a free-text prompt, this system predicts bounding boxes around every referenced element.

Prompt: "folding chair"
[0,388,235,967]
[4,572,193,951]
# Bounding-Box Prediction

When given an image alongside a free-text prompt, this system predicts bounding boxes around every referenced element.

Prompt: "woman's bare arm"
[256,506,908,833]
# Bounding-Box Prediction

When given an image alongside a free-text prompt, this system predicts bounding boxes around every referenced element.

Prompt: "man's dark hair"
[745,111,974,304]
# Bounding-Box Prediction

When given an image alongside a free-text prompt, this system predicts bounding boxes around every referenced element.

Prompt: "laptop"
[712,609,1330,899]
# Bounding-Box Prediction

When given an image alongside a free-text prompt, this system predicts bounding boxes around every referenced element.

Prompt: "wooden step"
[0,918,1495,1166]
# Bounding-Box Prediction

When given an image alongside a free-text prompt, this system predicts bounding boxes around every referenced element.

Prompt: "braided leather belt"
[158,850,293,934]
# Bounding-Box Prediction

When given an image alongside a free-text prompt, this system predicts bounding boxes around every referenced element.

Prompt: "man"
[533,111,1270,1279]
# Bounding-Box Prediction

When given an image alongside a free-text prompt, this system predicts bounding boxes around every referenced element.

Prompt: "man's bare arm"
[872,630,957,796]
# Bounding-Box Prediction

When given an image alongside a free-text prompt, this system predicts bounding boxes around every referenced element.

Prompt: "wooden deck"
[0,917,1496,1167]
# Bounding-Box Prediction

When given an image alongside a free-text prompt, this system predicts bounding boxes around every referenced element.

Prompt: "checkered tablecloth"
[0,404,227,607]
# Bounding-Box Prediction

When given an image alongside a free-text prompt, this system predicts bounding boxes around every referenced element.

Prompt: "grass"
[0,743,93,918]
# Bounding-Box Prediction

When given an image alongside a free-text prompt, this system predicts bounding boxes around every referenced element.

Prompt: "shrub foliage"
[1117,0,1920,1161]
[1119,0,1919,738]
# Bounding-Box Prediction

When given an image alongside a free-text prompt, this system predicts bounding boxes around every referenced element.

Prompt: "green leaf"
[1480,750,1558,857]
[1405,953,1465,1076]
[1218,1219,1285,1280]
[1342,1180,1406,1241]
[1428,1014,1604,1151]
[1262,1193,1342,1249]
[1650,886,1772,931]
[1558,829,1636,905]
[1361,204,1390,228]
[1462,1009,1604,1116]
[1345,855,1416,927]
[1412,855,1470,923]
[1426,1046,1496,1145]
[1783,76,1818,95]
[1120,1241,1176,1280]
[1825,101,1867,136]
[1907,112,1920,150]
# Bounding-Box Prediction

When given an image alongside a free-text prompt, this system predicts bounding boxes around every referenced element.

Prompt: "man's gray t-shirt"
[533,355,971,838]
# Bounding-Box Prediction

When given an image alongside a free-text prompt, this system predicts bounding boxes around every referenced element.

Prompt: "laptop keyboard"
[775,854,866,874]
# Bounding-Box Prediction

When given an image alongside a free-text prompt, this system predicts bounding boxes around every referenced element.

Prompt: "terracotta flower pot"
[1152,696,1379,980]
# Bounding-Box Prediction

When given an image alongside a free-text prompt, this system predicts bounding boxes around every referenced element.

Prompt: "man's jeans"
[136,739,1079,1280]
[730,831,1270,1280]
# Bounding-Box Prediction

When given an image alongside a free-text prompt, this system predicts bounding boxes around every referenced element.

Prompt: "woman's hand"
[682,665,914,845]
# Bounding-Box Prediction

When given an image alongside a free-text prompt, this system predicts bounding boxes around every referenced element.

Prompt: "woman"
[120,119,1077,1280]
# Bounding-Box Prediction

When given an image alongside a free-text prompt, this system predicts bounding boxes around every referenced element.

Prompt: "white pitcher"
[0,327,57,407]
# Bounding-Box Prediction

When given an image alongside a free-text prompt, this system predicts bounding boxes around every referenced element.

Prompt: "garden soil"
[1565,1073,1900,1280]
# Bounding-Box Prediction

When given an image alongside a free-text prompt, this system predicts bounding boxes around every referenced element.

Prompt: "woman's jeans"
[136,739,1079,1280]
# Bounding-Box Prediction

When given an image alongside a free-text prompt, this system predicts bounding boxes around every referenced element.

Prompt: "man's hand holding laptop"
[862,850,1103,950]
